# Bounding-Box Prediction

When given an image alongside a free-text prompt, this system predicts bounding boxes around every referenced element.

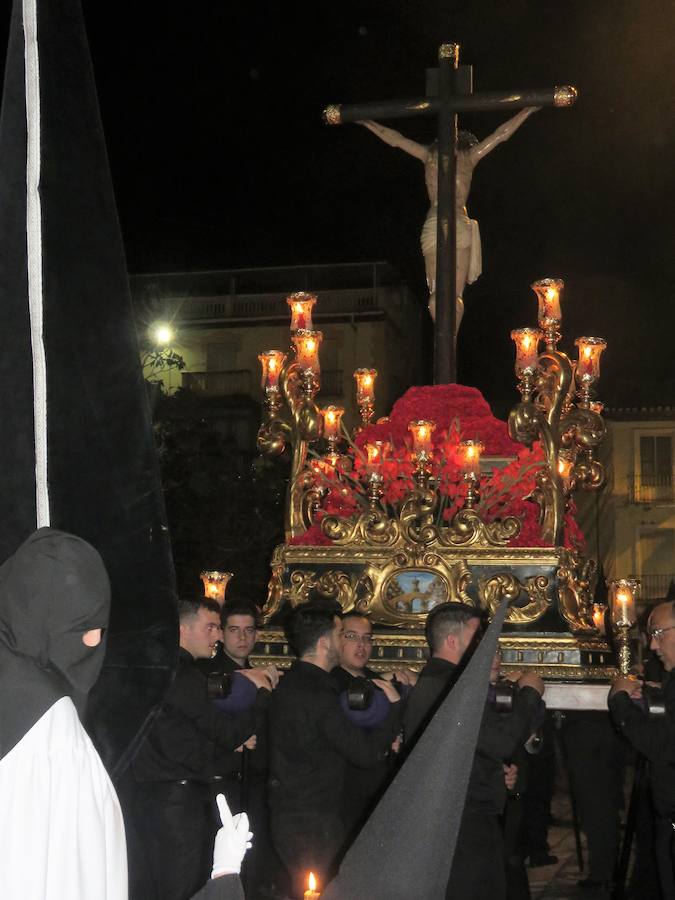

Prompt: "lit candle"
[354,368,377,405]
[304,871,321,900]
[408,420,435,455]
[200,570,234,606]
[608,579,639,628]
[287,292,317,332]
[292,329,323,373]
[574,336,607,380]
[510,328,542,375]
[592,604,606,633]
[258,350,286,390]
[458,440,484,478]
[321,406,344,441]
[364,440,391,470]
[532,277,564,327]
[557,454,575,490]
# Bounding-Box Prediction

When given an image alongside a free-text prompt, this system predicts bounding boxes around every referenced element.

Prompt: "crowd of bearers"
[128,597,275,900]
[195,600,284,899]
[121,598,675,900]
[267,604,402,898]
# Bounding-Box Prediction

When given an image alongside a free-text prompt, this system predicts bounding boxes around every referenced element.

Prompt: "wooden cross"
[324,43,577,384]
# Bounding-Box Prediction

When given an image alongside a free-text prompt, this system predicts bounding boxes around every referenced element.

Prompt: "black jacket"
[268,660,401,825]
[329,665,398,834]
[403,656,542,814]
[609,671,675,817]
[194,650,268,781]
[132,648,265,782]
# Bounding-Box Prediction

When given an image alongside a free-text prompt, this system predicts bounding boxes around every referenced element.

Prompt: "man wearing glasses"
[609,600,675,899]
[331,613,418,687]
[330,613,416,840]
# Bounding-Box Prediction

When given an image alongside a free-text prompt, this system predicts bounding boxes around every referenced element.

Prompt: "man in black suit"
[403,602,544,900]
[609,600,675,900]
[268,604,402,898]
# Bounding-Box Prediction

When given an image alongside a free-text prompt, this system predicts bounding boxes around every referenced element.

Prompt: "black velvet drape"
[0,0,178,777]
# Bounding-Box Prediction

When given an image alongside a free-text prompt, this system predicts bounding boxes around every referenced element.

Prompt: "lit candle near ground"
[292,329,323,373]
[304,871,321,899]
[287,292,317,332]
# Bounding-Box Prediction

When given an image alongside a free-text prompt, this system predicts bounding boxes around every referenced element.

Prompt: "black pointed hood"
[322,599,508,900]
[0,528,110,759]
[0,0,178,776]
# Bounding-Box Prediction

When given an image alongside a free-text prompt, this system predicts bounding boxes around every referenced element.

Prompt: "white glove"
[211,793,253,878]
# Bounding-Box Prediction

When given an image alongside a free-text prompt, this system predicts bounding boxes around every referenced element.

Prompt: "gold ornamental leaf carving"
[479,572,550,625]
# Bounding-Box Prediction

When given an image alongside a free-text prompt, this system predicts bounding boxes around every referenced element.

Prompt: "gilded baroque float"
[253,284,621,680]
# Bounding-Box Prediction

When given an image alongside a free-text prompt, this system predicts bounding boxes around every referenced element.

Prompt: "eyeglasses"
[343,631,374,644]
[648,624,675,642]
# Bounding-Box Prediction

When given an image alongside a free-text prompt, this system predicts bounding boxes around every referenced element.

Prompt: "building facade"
[578,406,675,606]
[130,261,425,451]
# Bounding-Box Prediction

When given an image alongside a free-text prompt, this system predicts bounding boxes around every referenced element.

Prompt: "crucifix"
[323,43,577,385]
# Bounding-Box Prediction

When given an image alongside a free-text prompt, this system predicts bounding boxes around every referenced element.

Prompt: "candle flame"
[466,446,476,459]
[583,345,593,359]
[308,872,317,891]
[269,357,278,372]
[294,303,303,313]
[364,374,372,386]
[617,591,629,604]
[523,334,532,350]
[306,339,316,352]
[326,411,336,425]
[545,287,557,302]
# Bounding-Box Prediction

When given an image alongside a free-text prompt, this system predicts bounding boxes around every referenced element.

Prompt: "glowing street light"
[150,322,175,347]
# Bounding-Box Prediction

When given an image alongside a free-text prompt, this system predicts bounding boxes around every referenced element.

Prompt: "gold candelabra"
[257,293,382,540]
[508,278,607,546]
[608,578,639,675]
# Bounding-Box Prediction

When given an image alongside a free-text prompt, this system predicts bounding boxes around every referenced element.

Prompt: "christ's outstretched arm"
[359,120,429,162]
[468,107,540,163]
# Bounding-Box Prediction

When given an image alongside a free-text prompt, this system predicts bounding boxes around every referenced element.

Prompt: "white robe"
[0,695,128,899]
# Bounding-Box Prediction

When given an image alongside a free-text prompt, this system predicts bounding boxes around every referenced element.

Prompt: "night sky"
[2,0,674,411]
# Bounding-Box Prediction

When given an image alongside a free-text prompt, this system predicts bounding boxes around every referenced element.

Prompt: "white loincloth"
[0,696,128,900]
[420,207,482,285]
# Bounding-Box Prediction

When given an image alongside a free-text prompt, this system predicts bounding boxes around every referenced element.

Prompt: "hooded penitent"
[0,528,128,899]
[0,0,178,776]
[0,528,110,758]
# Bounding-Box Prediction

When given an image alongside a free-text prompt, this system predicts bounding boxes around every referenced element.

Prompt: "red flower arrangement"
[289,385,585,552]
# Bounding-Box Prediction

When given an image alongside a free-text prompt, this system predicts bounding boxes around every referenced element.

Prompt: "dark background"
[0,0,673,594]
[3,0,674,408]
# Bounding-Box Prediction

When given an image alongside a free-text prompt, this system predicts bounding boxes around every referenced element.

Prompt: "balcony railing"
[637,573,675,601]
[174,288,384,323]
[182,370,252,396]
[628,474,674,503]
[182,368,344,398]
